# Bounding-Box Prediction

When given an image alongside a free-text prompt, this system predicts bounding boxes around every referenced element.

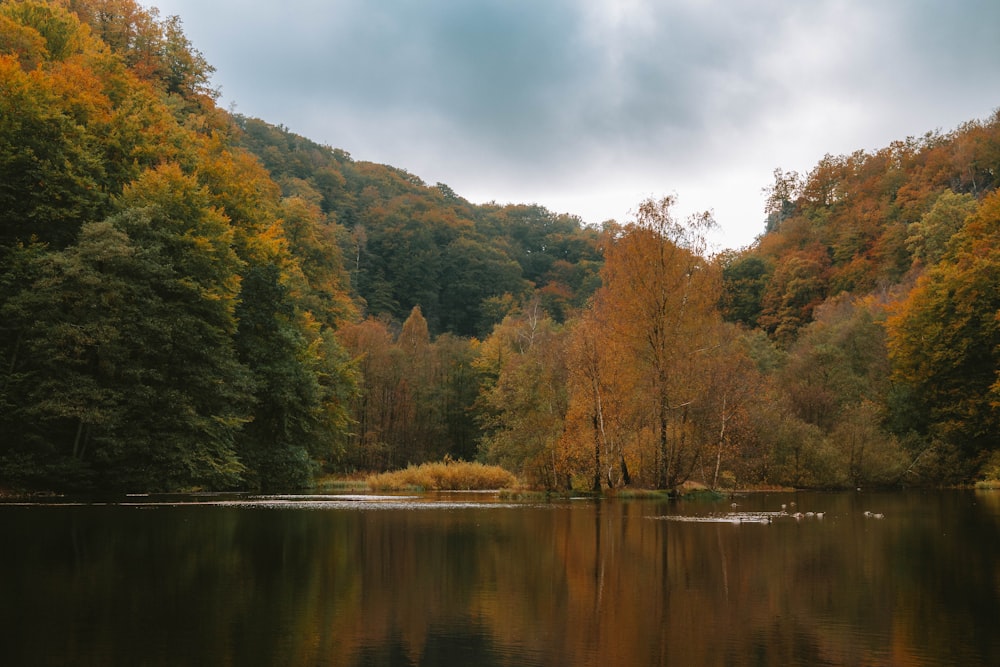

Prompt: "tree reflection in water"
[0,490,998,666]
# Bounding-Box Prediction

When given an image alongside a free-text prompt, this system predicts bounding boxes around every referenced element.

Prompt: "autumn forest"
[2,0,999,493]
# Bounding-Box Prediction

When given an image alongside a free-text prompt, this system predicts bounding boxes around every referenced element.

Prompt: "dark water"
[1,490,999,666]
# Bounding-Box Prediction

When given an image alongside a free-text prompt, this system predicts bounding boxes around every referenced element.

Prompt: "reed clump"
[367,459,517,491]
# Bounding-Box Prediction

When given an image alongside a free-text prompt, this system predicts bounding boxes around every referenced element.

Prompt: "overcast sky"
[151,0,1000,249]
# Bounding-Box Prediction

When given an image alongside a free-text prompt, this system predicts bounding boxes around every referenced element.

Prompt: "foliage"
[714,111,1000,485]
[337,309,482,472]
[975,450,1000,486]
[476,302,569,489]
[593,198,723,489]
[720,252,769,325]
[0,1,356,492]
[885,190,1000,458]
[4,1,1000,492]
[905,190,978,267]
[560,308,632,492]
[1,206,250,491]
[366,458,517,491]
[232,117,603,337]
[740,115,1000,341]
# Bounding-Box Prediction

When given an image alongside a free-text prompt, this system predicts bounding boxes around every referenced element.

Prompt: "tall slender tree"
[597,198,721,488]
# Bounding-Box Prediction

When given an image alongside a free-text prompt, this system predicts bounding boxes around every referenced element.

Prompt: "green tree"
[775,294,906,486]
[279,195,356,328]
[781,295,890,431]
[720,252,770,325]
[886,191,1000,460]
[192,131,358,489]
[0,202,250,490]
[233,261,323,490]
[0,50,106,248]
[476,302,568,488]
[758,246,830,344]
[439,236,528,336]
[430,333,483,462]
[905,189,978,267]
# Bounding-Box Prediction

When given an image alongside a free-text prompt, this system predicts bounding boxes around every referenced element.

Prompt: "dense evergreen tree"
[1,203,250,490]
[0,1,356,491]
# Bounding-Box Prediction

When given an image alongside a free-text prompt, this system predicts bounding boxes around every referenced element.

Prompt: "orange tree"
[886,191,999,468]
[594,197,722,489]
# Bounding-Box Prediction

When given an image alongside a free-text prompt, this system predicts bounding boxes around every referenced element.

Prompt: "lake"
[1,490,998,666]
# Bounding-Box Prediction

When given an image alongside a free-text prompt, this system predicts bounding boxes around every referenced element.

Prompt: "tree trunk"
[712,394,727,489]
[72,419,89,460]
[620,452,631,486]
[658,389,669,489]
[592,413,602,491]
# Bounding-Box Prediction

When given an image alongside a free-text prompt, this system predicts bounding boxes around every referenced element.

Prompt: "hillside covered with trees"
[2,0,998,493]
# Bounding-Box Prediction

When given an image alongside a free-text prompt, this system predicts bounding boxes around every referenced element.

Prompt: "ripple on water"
[0,494,538,511]
[654,511,815,524]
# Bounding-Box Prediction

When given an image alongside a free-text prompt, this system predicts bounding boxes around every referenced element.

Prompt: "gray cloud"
[154,0,1000,248]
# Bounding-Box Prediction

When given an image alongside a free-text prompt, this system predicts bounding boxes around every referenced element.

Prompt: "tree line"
[1,0,356,491]
[2,0,998,492]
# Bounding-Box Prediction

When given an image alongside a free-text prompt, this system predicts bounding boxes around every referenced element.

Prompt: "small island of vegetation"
[366,459,517,492]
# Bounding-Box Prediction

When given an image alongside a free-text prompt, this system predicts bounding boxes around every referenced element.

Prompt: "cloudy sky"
[151,0,1000,249]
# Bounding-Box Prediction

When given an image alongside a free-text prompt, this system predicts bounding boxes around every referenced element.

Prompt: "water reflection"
[0,491,998,666]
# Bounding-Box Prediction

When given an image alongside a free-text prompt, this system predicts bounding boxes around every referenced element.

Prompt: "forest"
[1,0,998,493]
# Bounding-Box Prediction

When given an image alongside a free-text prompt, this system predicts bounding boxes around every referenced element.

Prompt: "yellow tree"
[562,312,611,491]
[886,190,1000,463]
[598,197,721,489]
[279,195,356,329]
[562,295,639,490]
[688,323,764,489]
[476,301,568,488]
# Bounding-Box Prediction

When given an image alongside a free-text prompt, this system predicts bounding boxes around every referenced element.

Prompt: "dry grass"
[367,460,517,491]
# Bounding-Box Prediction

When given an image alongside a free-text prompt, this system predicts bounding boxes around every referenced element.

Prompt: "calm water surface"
[1,490,998,666]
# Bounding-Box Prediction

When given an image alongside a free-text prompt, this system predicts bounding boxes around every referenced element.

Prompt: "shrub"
[367,459,517,491]
[975,450,1000,488]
